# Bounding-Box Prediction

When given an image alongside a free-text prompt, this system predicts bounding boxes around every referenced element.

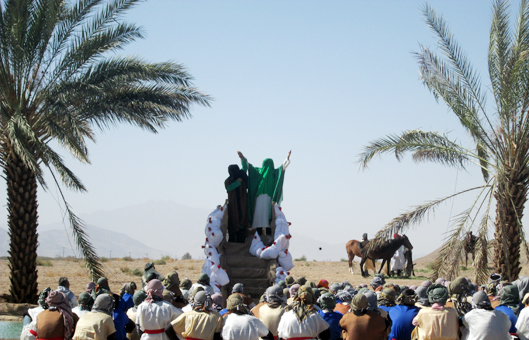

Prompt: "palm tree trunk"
[5,153,39,303]
[493,172,528,282]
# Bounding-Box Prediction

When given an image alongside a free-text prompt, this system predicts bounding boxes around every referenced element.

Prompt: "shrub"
[161,255,172,261]
[154,259,166,265]
[120,267,131,274]
[131,268,142,277]
[36,259,53,267]
[181,252,192,260]
[122,256,133,262]
[340,258,348,262]
[100,257,109,262]
[294,255,307,261]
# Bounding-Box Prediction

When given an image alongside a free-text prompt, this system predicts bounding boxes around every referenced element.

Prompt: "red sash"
[144,329,165,334]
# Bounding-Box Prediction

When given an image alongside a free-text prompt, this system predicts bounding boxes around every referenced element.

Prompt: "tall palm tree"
[358,0,529,284]
[0,0,211,303]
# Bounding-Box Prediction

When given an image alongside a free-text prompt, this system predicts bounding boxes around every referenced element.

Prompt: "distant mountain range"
[0,200,348,261]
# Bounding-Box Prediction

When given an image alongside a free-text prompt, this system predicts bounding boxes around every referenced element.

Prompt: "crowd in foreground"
[19,262,529,340]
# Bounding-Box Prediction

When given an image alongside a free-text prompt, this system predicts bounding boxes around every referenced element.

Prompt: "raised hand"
[237,151,245,159]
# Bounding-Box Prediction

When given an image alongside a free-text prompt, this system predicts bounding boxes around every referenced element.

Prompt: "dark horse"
[356,235,413,277]
[463,231,478,267]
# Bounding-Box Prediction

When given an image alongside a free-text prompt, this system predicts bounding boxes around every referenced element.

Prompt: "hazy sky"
[0,0,515,258]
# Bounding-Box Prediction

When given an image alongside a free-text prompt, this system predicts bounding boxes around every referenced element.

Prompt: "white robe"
[516,307,529,340]
[391,245,406,271]
[136,300,183,340]
[461,308,511,340]
[221,314,269,340]
[277,309,329,339]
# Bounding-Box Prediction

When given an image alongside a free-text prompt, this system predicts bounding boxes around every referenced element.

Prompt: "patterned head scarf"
[358,287,369,295]
[232,283,244,294]
[370,276,384,289]
[289,284,301,297]
[211,293,224,311]
[318,292,336,310]
[295,285,315,304]
[363,290,378,311]
[120,282,137,296]
[193,291,212,311]
[351,293,368,312]
[296,277,307,286]
[145,279,164,303]
[285,275,295,287]
[336,290,353,304]
[266,285,284,308]
[38,287,52,309]
[180,278,192,290]
[78,292,93,311]
[277,280,287,289]
[144,262,154,271]
[397,289,417,306]
[427,284,449,305]
[163,272,180,290]
[132,290,147,308]
[500,284,522,316]
[47,291,74,340]
[471,290,491,309]
[227,293,248,313]
[409,285,418,291]
[285,285,317,322]
[283,288,290,299]
[378,288,396,306]
[317,279,329,289]
[415,286,430,306]
[93,293,114,315]
[513,276,529,301]
[86,282,96,293]
[421,280,433,287]
[329,282,342,293]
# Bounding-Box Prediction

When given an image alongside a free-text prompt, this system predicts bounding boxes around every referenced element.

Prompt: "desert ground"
[4,250,526,298]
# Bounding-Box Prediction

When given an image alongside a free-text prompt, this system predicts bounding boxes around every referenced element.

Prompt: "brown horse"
[357,235,413,277]
[345,240,377,275]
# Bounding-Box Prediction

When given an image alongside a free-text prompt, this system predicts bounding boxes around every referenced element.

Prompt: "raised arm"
[282,150,291,171]
[238,151,248,172]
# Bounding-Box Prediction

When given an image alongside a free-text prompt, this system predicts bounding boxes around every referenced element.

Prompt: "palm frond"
[364,185,490,253]
[48,170,103,281]
[358,129,477,170]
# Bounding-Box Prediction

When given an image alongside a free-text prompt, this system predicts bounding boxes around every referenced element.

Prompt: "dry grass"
[3,254,527,296]
[0,258,430,296]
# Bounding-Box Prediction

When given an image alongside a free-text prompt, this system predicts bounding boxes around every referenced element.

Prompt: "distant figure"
[225,164,249,243]
[162,272,187,309]
[141,263,164,289]
[237,150,291,234]
[359,233,369,250]
[56,277,78,308]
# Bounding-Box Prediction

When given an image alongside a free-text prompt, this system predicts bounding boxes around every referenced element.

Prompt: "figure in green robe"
[237,151,291,231]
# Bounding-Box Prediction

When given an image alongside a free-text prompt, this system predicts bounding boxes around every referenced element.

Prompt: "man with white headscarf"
[334,290,353,315]
[460,290,510,340]
[256,286,286,339]
[73,294,115,340]
[136,279,182,340]
[166,291,223,340]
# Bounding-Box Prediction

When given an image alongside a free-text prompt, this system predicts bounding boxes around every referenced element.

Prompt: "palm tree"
[358,0,529,284]
[1,0,211,303]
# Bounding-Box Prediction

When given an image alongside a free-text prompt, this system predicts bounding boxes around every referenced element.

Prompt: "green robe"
[241,158,285,224]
